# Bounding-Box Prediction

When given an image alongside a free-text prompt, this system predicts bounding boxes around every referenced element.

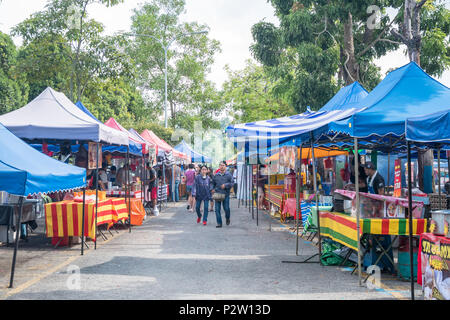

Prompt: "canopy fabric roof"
[226,82,368,150]
[75,101,101,123]
[319,82,368,112]
[0,87,129,146]
[174,140,212,163]
[406,109,450,145]
[0,123,86,196]
[140,129,189,160]
[129,128,157,155]
[104,117,150,155]
[321,62,450,143]
[267,148,348,163]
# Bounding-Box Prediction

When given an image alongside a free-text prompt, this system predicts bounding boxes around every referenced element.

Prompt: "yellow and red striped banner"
[319,211,427,252]
[45,198,129,241]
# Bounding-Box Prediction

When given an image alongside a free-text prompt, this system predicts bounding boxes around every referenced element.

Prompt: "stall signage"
[393,159,401,197]
[88,142,103,169]
[419,234,450,300]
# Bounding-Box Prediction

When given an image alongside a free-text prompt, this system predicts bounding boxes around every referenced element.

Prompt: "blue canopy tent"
[319,82,369,112]
[174,140,212,163]
[307,62,450,151]
[75,101,101,123]
[226,82,369,153]
[0,122,86,288]
[406,109,450,146]
[292,62,450,300]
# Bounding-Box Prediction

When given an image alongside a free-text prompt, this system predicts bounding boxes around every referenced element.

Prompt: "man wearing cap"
[364,162,385,195]
[363,161,394,274]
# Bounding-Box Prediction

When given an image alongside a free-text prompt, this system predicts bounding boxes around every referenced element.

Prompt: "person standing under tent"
[108,166,117,184]
[363,161,394,274]
[194,165,212,225]
[98,162,108,190]
[185,164,196,212]
[211,161,233,228]
[257,165,268,210]
[174,164,182,202]
[364,162,385,195]
[146,162,159,215]
[232,166,238,198]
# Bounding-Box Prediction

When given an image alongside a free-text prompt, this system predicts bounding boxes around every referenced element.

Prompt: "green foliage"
[129,0,222,129]
[0,32,28,114]
[128,121,174,145]
[420,3,450,76]
[222,60,295,123]
[12,0,129,102]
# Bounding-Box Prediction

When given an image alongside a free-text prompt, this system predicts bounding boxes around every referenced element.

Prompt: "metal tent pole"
[282,134,320,264]
[81,188,87,255]
[311,133,322,264]
[354,138,362,286]
[94,142,99,250]
[81,150,89,255]
[268,161,272,232]
[388,153,391,195]
[251,164,254,219]
[296,145,303,256]
[256,164,259,226]
[438,147,442,210]
[127,147,131,233]
[407,141,415,300]
[9,196,24,288]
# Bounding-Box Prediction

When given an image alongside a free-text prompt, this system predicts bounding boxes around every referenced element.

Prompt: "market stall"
[174,140,212,163]
[0,87,129,254]
[0,122,86,288]
[301,62,450,298]
[140,129,189,206]
[406,109,450,300]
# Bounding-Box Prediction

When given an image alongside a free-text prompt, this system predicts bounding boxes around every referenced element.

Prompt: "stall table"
[45,198,129,242]
[417,233,450,300]
[319,211,427,275]
[319,211,427,252]
[106,190,142,199]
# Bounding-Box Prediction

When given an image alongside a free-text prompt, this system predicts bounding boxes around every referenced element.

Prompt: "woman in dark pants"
[194,166,212,225]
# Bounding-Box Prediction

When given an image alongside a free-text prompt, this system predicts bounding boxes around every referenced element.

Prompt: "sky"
[0,0,449,89]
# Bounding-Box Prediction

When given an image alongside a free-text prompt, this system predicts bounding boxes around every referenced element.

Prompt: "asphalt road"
[1,199,421,300]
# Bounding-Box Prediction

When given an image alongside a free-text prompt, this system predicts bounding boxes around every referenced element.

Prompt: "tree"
[0,32,28,114]
[391,0,450,75]
[389,0,450,193]
[12,0,127,102]
[250,1,403,112]
[222,60,295,124]
[128,0,222,128]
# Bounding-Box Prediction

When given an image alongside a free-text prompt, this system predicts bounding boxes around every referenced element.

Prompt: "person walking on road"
[194,166,212,225]
[185,164,196,212]
[211,161,233,228]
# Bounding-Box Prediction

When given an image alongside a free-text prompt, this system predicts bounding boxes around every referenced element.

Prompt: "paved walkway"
[0,199,421,300]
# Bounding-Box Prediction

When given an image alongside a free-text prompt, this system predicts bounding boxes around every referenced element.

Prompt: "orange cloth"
[267,148,347,162]
[128,198,146,226]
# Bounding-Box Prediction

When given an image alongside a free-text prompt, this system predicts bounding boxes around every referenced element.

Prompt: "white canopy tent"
[0,87,129,146]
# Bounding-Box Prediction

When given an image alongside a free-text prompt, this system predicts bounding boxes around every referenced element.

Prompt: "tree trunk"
[343,12,359,85]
